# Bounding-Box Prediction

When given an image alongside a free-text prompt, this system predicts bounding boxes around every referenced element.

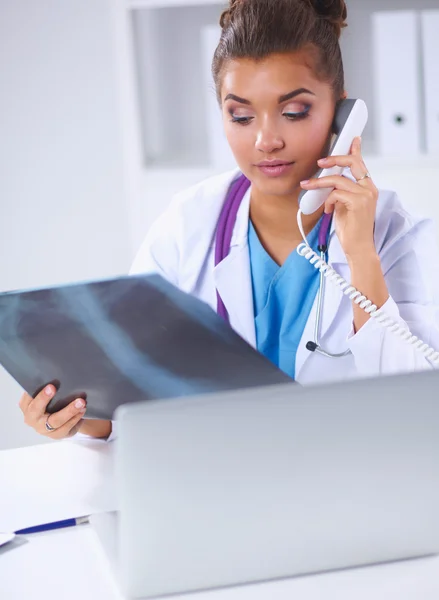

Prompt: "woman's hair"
[212,0,347,103]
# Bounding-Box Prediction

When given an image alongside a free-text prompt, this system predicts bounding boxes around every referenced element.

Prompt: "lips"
[256,160,293,167]
[255,161,295,178]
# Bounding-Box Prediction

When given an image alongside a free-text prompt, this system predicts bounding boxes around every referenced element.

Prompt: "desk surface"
[0,437,117,532]
[2,440,439,600]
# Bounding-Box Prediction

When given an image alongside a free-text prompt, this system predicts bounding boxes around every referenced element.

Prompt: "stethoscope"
[214,173,351,359]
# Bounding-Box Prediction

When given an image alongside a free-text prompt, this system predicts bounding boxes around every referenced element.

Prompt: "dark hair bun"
[219,0,347,38]
[309,0,348,38]
[219,0,242,29]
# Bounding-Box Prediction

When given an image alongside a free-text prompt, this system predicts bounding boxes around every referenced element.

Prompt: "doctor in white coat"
[130,164,439,386]
[19,0,439,441]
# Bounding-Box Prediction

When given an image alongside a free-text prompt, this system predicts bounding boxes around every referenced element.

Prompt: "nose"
[255,119,285,154]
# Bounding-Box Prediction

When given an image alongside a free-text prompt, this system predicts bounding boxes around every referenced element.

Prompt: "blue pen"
[15,516,89,535]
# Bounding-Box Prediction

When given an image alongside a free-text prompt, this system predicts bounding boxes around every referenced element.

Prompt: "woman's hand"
[300,137,389,332]
[19,385,112,439]
[300,136,379,262]
[19,384,87,439]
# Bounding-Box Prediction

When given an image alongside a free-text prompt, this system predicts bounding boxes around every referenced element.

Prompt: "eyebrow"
[224,88,316,105]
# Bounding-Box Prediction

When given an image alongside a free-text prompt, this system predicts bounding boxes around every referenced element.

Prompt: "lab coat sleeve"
[347,215,439,376]
[129,205,181,283]
[78,204,182,444]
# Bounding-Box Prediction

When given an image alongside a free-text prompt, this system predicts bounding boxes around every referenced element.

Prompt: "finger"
[26,384,57,421]
[317,137,370,182]
[65,416,85,438]
[301,175,360,194]
[19,392,33,414]
[317,155,355,168]
[350,135,362,156]
[45,398,87,431]
[324,189,363,214]
[317,154,367,175]
[48,413,85,440]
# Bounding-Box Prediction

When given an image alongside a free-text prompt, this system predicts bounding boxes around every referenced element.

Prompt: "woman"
[19,0,439,441]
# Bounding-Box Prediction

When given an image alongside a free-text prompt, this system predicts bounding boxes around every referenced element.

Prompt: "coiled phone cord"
[296,209,439,366]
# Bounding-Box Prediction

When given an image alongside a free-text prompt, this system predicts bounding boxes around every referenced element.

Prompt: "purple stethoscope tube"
[214,173,332,324]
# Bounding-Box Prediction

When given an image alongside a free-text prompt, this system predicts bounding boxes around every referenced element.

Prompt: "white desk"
[2,439,439,600]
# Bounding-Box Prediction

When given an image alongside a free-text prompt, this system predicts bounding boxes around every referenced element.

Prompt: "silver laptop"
[91,370,439,599]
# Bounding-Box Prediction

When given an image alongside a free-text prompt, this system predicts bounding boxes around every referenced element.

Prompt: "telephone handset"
[295,98,439,365]
[299,98,368,215]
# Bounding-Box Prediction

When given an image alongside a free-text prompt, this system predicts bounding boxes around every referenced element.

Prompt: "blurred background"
[1,0,438,449]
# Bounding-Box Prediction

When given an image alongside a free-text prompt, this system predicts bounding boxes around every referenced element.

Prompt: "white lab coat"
[130,166,439,385]
[104,167,439,441]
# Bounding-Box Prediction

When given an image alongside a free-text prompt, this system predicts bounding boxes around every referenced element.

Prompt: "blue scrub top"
[248,219,321,380]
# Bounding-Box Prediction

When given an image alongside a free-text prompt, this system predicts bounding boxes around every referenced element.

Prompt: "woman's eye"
[229,104,311,124]
[230,116,253,125]
[283,105,311,121]
[283,111,309,121]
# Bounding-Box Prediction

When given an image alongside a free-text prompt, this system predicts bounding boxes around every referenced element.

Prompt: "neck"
[249,185,324,243]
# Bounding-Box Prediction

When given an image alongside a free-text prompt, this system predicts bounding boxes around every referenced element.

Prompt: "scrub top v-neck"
[248,214,322,380]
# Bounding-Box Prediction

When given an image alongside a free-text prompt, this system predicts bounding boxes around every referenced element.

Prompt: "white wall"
[0,0,132,450]
[339,0,439,152]
[363,158,439,235]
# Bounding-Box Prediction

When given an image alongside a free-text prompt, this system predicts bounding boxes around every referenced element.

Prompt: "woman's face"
[220,51,343,198]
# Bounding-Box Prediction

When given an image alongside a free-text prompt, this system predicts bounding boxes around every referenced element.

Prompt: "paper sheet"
[0,533,15,547]
[0,438,117,532]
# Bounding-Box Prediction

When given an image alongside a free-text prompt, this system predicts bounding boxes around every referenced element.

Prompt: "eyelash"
[229,108,311,125]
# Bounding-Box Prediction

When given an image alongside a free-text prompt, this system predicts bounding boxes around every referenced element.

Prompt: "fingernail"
[75,399,84,409]
[45,385,53,396]
[318,158,329,164]
[300,180,310,185]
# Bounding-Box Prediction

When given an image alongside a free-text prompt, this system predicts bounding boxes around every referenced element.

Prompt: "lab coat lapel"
[213,188,350,374]
[214,244,256,347]
[213,189,256,347]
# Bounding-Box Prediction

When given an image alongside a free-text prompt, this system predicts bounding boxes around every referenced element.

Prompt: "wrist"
[347,250,389,312]
[346,249,380,269]
[78,419,112,439]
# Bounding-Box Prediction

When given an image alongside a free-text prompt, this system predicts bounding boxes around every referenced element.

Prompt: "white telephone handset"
[299,98,368,215]
[296,98,439,365]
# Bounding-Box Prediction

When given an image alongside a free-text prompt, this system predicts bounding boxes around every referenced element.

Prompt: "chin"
[252,171,300,197]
